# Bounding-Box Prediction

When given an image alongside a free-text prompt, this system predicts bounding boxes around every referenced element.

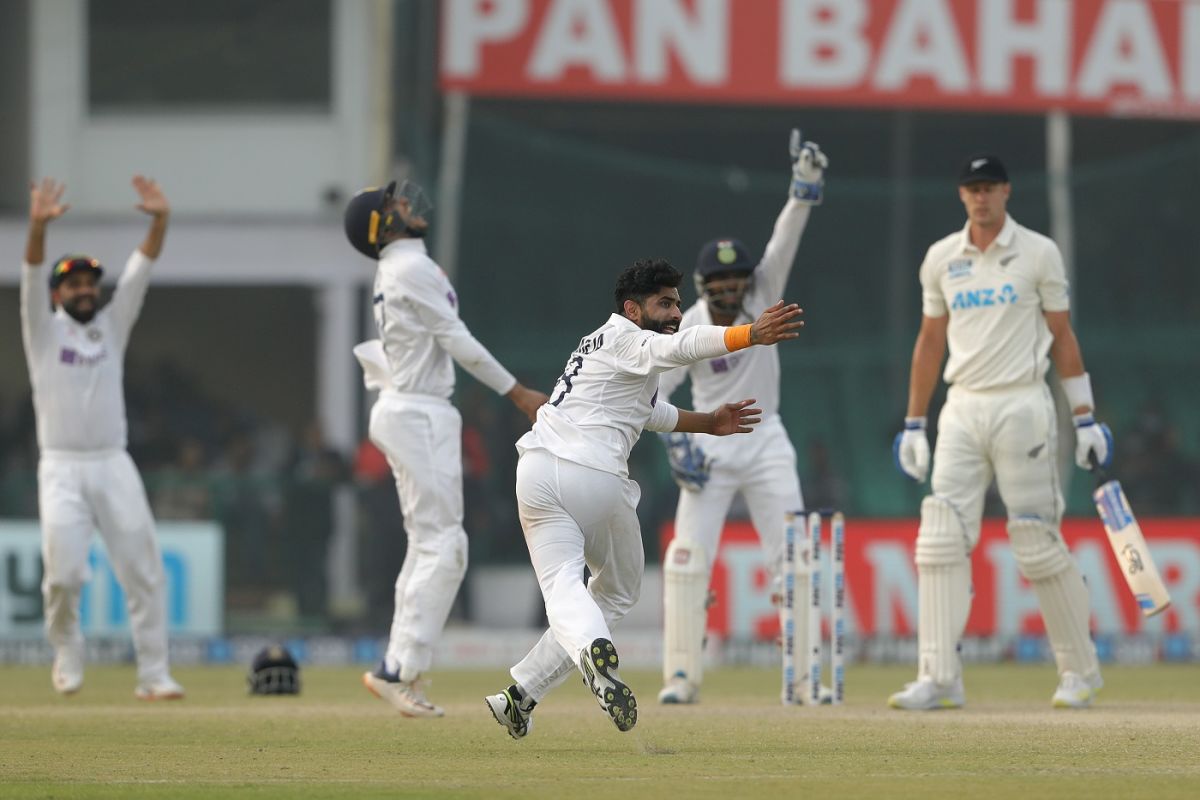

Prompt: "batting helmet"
[49,254,104,289]
[343,181,397,259]
[693,238,754,301]
[247,645,301,695]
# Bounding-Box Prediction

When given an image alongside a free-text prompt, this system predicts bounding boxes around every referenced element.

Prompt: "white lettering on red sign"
[441,0,1200,118]
[875,0,971,92]
[1077,0,1173,100]
[443,0,530,78]
[636,0,728,85]
[979,0,1069,96]
[780,0,871,89]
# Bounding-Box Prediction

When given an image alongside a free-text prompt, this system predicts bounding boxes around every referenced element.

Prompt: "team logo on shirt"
[86,328,102,341]
[447,290,457,307]
[950,284,1018,310]
[1000,253,1019,267]
[59,346,108,366]
[948,259,973,279]
[709,353,743,373]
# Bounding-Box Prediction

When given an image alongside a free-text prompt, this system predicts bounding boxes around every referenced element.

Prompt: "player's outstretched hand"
[133,175,170,217]
[29,178,70,224]
[711,398,762,436]
[750,300,804,345]
[508,383,550,424]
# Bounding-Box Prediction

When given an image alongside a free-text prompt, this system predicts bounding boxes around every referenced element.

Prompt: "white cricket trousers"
[509,449,644,701]
[932,381,1062,534]
[369,392,469,682]
[674,416,804,582]
[38,450,171,685]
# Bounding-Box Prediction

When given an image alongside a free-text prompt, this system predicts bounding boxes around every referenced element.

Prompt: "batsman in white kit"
[343,180,547,717]
[657,130,829,705]
[484,259,804,739]
[890,155,1112,710]
[20,177,184,700]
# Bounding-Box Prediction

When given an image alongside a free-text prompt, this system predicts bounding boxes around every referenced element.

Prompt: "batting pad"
[662,537,709,686]
[1008,518,1099,678]
[915,496,972,686]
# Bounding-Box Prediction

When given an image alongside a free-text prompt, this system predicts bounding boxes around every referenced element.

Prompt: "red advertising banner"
[660,517,1199,641]
[440,0,1200,118]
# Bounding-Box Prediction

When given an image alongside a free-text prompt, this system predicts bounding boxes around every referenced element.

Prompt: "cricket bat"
[1090,455,1171,617]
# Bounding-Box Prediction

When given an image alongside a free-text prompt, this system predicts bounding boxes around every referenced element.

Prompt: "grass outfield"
[1,663,1198,799]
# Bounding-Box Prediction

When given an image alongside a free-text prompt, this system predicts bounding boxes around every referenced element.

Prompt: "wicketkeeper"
[656,130,828,704]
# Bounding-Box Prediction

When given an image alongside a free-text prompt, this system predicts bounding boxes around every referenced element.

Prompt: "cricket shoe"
[887,676,965,710]
[485,687,534,740]
[51,644,84,695]
[362,663,444,718]
[579,638,637,732]
[657,672,699,704]
[135,677,186,701]
[1052,671,1103,709]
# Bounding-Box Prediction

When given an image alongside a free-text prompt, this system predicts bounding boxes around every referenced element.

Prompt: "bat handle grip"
[1088,450,1108,483]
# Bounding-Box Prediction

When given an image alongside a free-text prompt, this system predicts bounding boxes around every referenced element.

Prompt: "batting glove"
[1073,413,1113,471]
[789,129,828,205]
[893,417,930,482]
[659,432,712,492]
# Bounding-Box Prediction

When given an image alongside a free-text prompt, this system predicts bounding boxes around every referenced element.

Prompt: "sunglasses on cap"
[49,256,104,288]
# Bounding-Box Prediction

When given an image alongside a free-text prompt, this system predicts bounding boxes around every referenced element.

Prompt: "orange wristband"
[723,324,753,351]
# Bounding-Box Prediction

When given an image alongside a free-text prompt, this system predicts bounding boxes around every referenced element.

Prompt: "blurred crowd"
[1,360,1196,630]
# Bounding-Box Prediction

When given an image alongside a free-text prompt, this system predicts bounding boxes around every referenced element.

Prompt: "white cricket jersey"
[517,314,733,478]
[659,198,812,419]
[920,214,1070,391]
[371,238,516,399]
[20,250,153,453]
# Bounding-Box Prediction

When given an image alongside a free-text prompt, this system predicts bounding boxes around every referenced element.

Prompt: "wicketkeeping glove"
[893,417,930,482]
[1073,413,1113,471]
[789,128,828,205]
[659,432,712,492]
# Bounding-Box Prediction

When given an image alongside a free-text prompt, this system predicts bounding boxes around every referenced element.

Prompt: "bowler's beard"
[641,316,678,335]
[62,297,97,324]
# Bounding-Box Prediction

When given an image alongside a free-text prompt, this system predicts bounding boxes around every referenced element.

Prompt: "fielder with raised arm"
[890,155,1111,711]
[484,259,803,739]
[20,177,184,700]
[656,130,828,704]
[343,180,547,718]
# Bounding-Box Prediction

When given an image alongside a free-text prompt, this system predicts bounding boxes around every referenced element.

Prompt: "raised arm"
[107,176,169,347]
[133,175,169,259]
[21,180,70,351]
[755,131,827,299]
[25,178,70,266]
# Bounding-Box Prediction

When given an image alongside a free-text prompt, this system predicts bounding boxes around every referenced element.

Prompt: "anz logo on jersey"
[951,284,1018,311]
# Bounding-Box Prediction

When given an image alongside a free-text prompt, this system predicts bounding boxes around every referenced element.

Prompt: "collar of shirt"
[379,238,428,258]
[608,313,639,332]
[957,213,1018,255]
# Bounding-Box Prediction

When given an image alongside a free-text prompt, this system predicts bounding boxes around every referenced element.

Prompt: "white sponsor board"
[0,521,224,638]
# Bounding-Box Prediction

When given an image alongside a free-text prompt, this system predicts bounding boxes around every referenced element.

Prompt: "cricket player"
[890,155,1111,710]
[485,258,804,739]
[343,180,547,718]
[656,130,828,705]
[21,176,184,700]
